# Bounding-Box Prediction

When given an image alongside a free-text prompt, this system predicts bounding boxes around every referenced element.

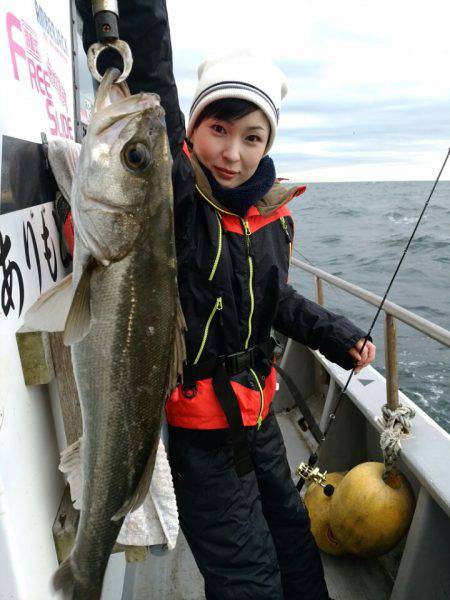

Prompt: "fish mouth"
[96,98,163,138]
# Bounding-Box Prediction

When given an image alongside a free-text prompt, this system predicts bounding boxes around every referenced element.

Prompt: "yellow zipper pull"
[250,367,264,430]
[193,296,224,364]
[242,219,252,255]
[217,296,223,326]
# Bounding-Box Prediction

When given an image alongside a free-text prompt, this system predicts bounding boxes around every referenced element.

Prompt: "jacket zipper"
[193,296,223,365]
[195,184,236,216]
[242,218,254,350]
[280,216,292,265]
[208,210,222,281]
[250,368,265,429]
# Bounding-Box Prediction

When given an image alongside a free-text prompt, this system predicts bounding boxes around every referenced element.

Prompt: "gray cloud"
[273,151,405,167]
[283,96,450,118]
[279,98,450,147]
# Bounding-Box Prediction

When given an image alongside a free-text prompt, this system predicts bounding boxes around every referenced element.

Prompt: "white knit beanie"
[187,51,288,153]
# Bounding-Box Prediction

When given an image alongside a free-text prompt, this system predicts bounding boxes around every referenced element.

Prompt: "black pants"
[168,409,329,600]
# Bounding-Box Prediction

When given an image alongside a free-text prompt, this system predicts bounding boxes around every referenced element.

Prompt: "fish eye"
[122,142,151,171]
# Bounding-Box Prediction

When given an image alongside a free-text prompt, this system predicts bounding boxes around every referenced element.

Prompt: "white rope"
[380,403,415,476]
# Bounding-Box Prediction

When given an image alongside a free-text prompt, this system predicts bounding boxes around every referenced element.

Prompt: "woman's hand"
[348,338,376,373]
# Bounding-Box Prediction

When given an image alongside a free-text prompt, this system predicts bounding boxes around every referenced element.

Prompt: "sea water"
[289,180,450,432]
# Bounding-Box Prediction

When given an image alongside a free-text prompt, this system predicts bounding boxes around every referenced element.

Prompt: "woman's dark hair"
[193,98,259,130]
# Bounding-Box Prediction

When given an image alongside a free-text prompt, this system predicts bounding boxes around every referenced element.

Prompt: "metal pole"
[315,276,324,306]
[384,313,399,410]
[314,276,326,400]
[291,258,450,348]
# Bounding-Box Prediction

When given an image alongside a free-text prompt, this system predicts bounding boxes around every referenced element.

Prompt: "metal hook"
[87,39,133,84]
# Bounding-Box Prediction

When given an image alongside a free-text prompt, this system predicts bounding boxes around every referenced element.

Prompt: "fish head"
[74,77,170,265]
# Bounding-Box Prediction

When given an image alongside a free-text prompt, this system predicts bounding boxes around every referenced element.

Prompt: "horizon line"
[278,178,450,184]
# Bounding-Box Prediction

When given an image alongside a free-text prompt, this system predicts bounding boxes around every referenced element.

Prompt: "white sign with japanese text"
[0,0,74,144]
[0,3,76,597]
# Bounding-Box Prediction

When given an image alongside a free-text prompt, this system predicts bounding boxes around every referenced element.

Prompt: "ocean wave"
[335,208,359,217]
[430,240,450,249]
[411,391,428,405]
[321,235,341,243]
[387,213,427,225]
[406,305,448,318]
[429,384,444,400]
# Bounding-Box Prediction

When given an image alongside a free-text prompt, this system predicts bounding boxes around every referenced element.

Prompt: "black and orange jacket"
[76,0,366,429]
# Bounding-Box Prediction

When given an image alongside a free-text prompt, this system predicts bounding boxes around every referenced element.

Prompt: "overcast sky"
[166,0,450,182]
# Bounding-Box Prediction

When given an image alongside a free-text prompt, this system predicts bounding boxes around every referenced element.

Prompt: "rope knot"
[380,403,415,476]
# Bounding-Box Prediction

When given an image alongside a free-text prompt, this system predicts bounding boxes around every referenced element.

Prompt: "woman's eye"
[246,135,261,143]
[122,142,151,171]
[212,124,226,134]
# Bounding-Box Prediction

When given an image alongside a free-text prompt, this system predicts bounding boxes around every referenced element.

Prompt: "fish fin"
[23,274,73,332]
[52,556,75,598]
[165,298,187,397]
[48,140,81,203]
[53,555,99,599]
[64,258,96,345]
[59,438,83,510]
[111,440,159,521]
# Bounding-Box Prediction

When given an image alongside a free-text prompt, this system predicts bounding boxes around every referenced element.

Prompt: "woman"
[77,1,376,598]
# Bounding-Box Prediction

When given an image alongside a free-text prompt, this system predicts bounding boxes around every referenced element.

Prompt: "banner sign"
[0,6,75,597]
[1,1,74,144]
[0,0,74,326]
[0,197,71,323]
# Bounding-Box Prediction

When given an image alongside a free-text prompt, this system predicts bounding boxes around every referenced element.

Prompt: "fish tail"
[52,557,75,598]
[52,556,101,600]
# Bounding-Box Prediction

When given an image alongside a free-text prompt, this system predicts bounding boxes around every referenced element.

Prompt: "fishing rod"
[296,147,450,491]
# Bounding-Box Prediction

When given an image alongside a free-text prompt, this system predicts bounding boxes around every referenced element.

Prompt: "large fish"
[46,68,185,598]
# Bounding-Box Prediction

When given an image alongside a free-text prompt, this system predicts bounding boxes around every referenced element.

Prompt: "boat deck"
[278,409,394,600]
[120,408,394,600]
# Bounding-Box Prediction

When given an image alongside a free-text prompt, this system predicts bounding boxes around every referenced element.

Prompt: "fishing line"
[318,147,450,443]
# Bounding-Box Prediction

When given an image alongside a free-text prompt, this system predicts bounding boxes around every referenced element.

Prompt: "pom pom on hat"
[187,51,288,153]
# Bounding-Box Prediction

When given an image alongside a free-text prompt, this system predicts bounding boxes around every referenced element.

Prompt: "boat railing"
[290,257,450,411]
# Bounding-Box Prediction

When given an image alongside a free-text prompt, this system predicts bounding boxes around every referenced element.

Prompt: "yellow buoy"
[304,472,347,556]
[329,462,415,557]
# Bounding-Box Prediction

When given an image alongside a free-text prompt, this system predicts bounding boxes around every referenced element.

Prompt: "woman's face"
[190,109,270,188]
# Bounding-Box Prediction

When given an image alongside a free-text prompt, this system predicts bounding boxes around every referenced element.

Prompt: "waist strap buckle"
[224,347,256,375]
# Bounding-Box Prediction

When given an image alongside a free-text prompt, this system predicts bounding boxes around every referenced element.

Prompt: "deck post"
[314,277,326,400]
[315,277,324,306]
[384,313,399,410]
